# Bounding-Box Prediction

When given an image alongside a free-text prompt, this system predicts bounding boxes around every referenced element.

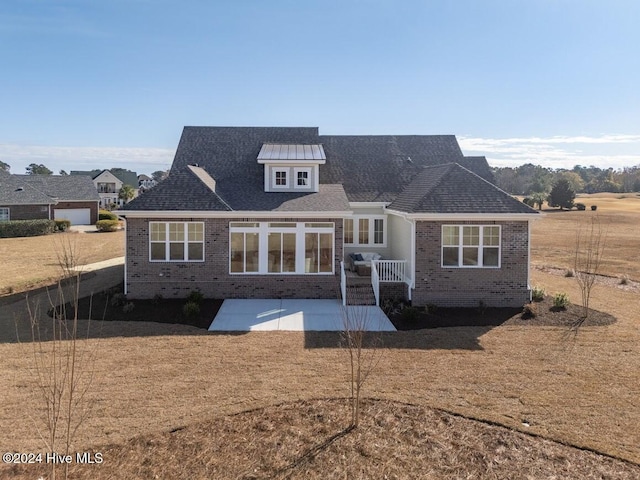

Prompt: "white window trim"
[0,207,9,221]
[272,168,289,189]
[293,167,312,189]
[229,221,335,275]
[441,224,501,269]
[343,215,387,247]
[149,221,205,263]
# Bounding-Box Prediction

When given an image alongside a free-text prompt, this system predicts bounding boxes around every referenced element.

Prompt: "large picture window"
[442,225,500,268]
[230,222,334,274]
[150,222,204,262]
[344,215,386,247]
[0,207,9,221]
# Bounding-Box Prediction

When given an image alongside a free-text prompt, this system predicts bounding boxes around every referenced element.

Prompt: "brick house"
[0,170,100,225]
[118,127,539,307]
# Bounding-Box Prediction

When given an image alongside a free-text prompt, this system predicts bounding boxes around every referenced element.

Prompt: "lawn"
[531,193,640,280]
[0,229,124,295]
[0,194,639,478]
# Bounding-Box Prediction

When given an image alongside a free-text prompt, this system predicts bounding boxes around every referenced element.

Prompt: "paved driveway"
[209,299,396,332]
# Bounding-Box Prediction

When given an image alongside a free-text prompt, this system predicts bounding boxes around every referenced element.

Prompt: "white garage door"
[54,208,91,225]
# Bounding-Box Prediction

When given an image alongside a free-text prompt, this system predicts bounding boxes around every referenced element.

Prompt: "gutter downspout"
[407,218,416,302]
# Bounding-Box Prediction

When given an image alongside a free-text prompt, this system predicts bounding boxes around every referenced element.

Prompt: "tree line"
[492,163,640,195]
[0,160,168,183]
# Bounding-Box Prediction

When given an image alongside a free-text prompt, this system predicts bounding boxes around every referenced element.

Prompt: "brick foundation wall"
[126,217,344,300]
[412,221,530,308]
[1,202,99,223]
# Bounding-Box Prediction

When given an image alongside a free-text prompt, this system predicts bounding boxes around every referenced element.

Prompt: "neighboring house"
[118,127,539,308]
[71,169,139,208]
[0,170,100,224]
[138,174,157,192]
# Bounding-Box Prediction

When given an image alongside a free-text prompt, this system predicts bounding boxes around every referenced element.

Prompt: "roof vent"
[407,156,413,164]
[15,187,24,192]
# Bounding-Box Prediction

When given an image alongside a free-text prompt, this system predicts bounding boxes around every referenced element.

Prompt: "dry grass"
[1,194,639,477]
[531,193,640,279]
[0,230,124,295]
[6,399,640,479]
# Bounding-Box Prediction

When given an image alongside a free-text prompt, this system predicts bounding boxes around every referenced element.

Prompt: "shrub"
[96,219,119,232]
[110,293,126,307]
[531,285,545,302]
[183,301,201,319]
[591,205,597,211]
[400,305,419,323]
[186,290,204,305]
[575,203,586,211]
[521,303,537,319]
[122,302,135,314]
[0,219,55,238]
[54,219,71,232]
[426,303,438,314]
[522,197,535,207]
[99,209,118,221]
[620,276,629,285]
[553,292,570,309]
[564,269,574,278]
[152,293,164,304]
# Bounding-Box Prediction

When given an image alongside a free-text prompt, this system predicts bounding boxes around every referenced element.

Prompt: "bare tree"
[574,215,607,323]
[26,238,98,480]
[341,305,383,428]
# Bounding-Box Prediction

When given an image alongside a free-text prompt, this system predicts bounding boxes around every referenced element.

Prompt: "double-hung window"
[442,225,501,268]
[150,222,204,262]
[0,207,9,221]
[344,216,386,247]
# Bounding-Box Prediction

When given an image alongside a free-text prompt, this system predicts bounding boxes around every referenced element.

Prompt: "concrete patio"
[208,299,396,332]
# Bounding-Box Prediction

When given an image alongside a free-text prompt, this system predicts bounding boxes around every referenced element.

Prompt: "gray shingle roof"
[122,126,519,214]
[388,163,537,215]
[1,174,99,205]
[0,175,55,205]
[120,166,231,211]
[71,169,139,187]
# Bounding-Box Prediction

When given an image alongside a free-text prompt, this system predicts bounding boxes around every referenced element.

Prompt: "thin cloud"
[459,134,640,170]
[0,144,175,174]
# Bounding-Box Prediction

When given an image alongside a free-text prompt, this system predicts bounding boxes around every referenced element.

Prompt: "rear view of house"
[118,127,538,307]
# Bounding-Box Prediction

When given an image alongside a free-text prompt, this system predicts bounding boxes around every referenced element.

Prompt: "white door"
[53,208,91,225]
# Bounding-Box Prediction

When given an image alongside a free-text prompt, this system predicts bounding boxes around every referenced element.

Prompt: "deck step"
[345,285,376,306]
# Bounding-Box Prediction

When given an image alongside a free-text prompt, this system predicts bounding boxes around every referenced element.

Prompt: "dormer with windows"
[257,143,326,193]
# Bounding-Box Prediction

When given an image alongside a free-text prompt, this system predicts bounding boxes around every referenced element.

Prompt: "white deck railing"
[373,260,407,283]
[370,260,409,306]
[340,261,347,306]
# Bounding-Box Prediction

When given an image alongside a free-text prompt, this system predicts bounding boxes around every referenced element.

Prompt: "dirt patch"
[5,398,639,479]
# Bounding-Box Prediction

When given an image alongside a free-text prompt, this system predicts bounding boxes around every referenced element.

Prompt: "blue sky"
[1,0,639,175]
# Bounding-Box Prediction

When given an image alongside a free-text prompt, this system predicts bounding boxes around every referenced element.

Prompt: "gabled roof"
[120,165,232,211]
[388,163,537,215]
[71,169,139,187]
[1,174,100,205]
[0,174,56,205]
[122,126,518,215]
